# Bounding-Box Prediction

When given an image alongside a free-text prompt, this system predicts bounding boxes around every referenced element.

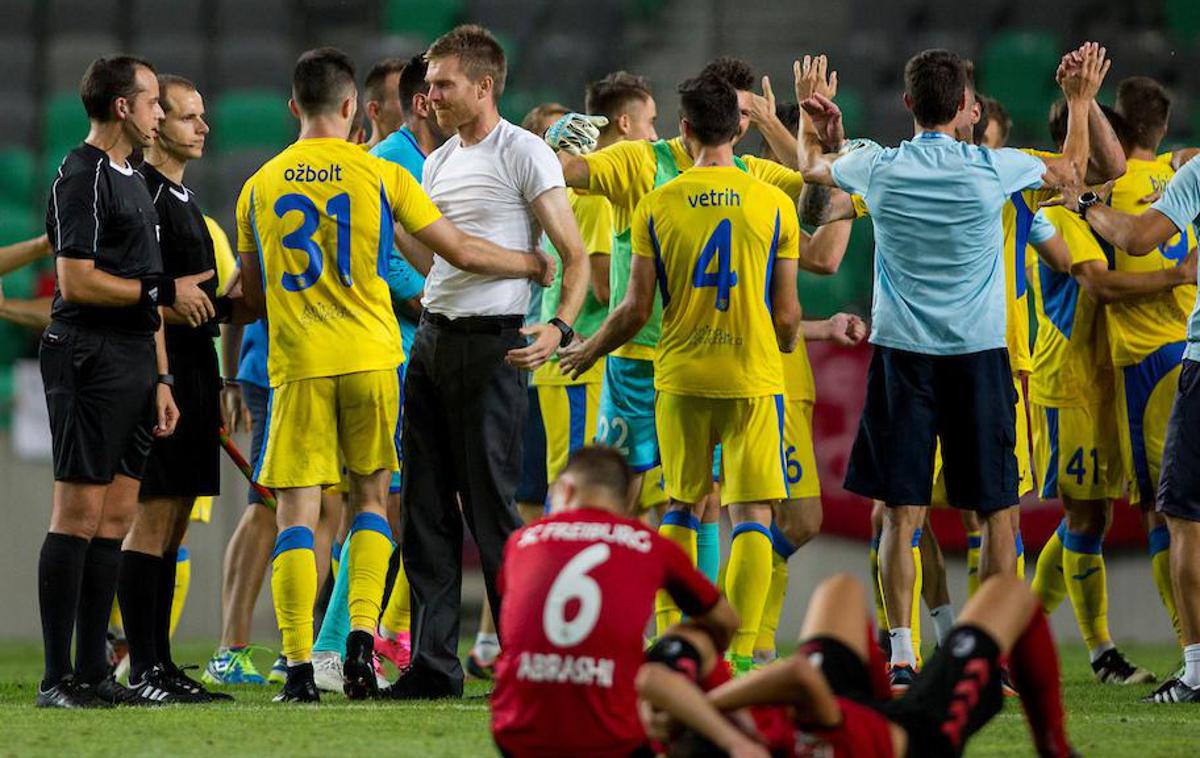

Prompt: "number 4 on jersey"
[691,219,737,311]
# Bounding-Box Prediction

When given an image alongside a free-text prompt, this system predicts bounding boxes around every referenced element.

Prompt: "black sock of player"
[38,533,89,690]
[73,537,122,684]
[155,549,178,669]
[118,550,162,684]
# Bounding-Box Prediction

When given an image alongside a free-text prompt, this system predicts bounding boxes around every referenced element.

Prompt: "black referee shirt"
[46,143,163,336]
[141,163,220,342]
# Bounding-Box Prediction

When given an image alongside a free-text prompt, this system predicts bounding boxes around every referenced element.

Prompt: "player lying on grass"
[637,572,1075,758]
[490,446,738,758]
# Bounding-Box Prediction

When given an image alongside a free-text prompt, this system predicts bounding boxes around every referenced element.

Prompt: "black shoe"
[36,676,105,709]
[877,628,892,659]
[127,664,191,705]
[1091,648,1156,685]
[164,663,234,702]
[1141,677,1200,703]
[380,669,461,700]
[343,630,379,700]
[274,662,320,703]
[93,674,138,706]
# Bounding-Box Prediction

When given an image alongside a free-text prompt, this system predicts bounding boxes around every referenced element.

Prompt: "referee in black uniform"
[117,74,245,704]
[36,56,214,709]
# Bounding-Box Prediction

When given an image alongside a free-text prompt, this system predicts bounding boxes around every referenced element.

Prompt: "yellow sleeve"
[774,192,801,259]
[204,215,238,296]
[569,192,614,256]
[386,162,442,234]
[234,177,257,253]
[630,197,655,260]
[1020,148,1062,205]
[744,156,805,200]
[1158,152,1175,167]
[1049,207,1107,267]
[583,141,654,211]
[852,194,869,218]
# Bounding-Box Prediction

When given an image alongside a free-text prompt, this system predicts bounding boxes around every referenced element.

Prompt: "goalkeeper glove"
[544,113,609,156]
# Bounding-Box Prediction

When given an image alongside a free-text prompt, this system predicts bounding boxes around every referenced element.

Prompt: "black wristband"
[140,276,176,307]
[214,296,234,324]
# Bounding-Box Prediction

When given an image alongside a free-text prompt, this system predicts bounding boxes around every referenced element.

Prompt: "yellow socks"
[655,510,699,635]
[1016,530,1026,581]
[169,546,191,637]
[379,551,412,636]
[965,530,982,598]
[330,540,342,582]
[1032,520,1067,613]
[869,534,888,631]
[1149,526,1182,643]
[725,523,773,661]
[754,523,797,659]
[1062,529,1111,653]
[910,530,923,668]
[272,526,317,664]
[346,513,394,633]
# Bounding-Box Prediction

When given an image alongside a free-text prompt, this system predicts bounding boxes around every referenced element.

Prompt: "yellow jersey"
[631,166,800,398]
[236,138,442,386]
[1028,206,1113,407]
[1106,153,1197,367]
[204,215,238,296]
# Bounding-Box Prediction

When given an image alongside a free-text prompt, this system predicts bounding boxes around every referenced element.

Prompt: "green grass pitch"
[0,641,1197,756]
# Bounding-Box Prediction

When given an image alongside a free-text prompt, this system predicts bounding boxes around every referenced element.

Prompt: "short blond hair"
[426,24,507,99]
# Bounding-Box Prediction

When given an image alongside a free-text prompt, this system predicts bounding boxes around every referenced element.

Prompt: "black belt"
[422,312,524,334]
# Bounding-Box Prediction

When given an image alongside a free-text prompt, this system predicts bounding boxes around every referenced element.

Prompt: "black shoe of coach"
[36,676,111,709]
[380,668,462,700]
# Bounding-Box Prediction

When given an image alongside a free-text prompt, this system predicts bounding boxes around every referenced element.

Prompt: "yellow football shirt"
[1106,153,1197,367]
[236,138,442,386]
[1028,205,1113,407]
[631,167,800,398]
[204,215,238,296]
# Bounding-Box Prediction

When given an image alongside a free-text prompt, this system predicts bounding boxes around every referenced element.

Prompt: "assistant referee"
[36,56,213,709]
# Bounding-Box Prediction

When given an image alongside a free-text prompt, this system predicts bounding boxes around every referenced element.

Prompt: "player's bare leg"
[1147,515,1200,701]
[879,503,926,680]
[868,501,889,653]
[920,522,956,647]
[215,503,274,665]
[341,468,392,699]
[979,504,1018,580]
[271,486,323,702]
[314,491,342,595]
[799,572,869,660]
[624,471,645,516]
[725,501,774,673]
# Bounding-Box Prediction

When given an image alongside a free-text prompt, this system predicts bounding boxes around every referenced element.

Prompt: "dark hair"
[1048,99,1123,149]
[156,74,196,115]
[665,729,727,758]
[699,56,754,91]
[80,55,156,121]
[293,47,357,116]
[904,49,967,128]
[1115,76,1171,150]
[398,54,430,106]
[978,94,1010,145]
[426,24,507,99]
[561,447,632,503]
[364,57,406,104]
[775,102,801,133]
[679,75,740,146]
[585,71,653,123]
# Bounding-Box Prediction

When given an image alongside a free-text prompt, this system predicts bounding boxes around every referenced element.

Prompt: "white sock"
[288,658,311,667]
[474,632,500,663]
[889,627,915,667]
[1088,640,1115,664]
[378,623,398,641]
[929,604,956,646]
[1182,643,1200,688]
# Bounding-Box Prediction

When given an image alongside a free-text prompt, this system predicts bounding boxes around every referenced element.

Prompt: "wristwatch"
[1076,190,1101,219]
[157,373,175,387]
[548,318,575,348]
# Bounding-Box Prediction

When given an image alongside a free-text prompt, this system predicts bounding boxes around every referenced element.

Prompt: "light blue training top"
[832,132,1046,355]
[371,126,428,357]
[1150,158,1200,361]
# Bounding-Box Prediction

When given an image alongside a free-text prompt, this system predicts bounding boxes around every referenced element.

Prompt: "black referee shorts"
[141,338,221,499]
[844,346,1019,513]
[1157,358,1200,522]
[40,322,156,484]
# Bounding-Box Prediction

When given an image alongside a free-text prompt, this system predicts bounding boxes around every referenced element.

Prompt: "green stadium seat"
[0,147,36,207]
[384,0,463,41]
[1166,0,1200,44]
[980,30,1061,140]
[212,90,295,153]
[0,202,39,246]
[44,92,88,158]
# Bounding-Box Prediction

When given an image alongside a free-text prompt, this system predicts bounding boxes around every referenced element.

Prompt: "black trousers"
[400,313,527,694]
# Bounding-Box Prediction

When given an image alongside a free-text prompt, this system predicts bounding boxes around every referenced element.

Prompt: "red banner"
[809,342,1147,553]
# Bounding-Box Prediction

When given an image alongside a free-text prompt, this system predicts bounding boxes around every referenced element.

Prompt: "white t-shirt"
[421,118,565,318]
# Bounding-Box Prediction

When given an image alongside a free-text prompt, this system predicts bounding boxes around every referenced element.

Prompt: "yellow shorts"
[190,496,213,523]
[932,373,1031,506]
[256,369,400,489]
[637,465,670,511]
[1116,343,1184,505]
[656,392,788,505]
[1031,401,1124,501]
[537,380,601,485]
[783,398,821,500]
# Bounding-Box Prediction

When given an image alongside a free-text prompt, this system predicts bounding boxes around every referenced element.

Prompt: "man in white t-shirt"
[387,24,588,699]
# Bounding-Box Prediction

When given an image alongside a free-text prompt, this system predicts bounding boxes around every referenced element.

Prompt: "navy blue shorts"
[515,385,548,507]
[845,346,1018,513]
[1158,358,1200,522]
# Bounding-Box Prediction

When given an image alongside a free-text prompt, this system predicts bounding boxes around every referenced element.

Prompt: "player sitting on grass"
[490,446,737,758]
[637,573,1075,758]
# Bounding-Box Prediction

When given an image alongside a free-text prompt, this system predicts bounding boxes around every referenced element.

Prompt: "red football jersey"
[490,507,720,758]
[752,699,896,758]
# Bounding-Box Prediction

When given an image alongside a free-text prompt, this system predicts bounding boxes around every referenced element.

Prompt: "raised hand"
[1060,42,1110,101]
[800,93,845,149]
[826,312,867,346]
[794,54,838,103]
[746,75,777,127]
